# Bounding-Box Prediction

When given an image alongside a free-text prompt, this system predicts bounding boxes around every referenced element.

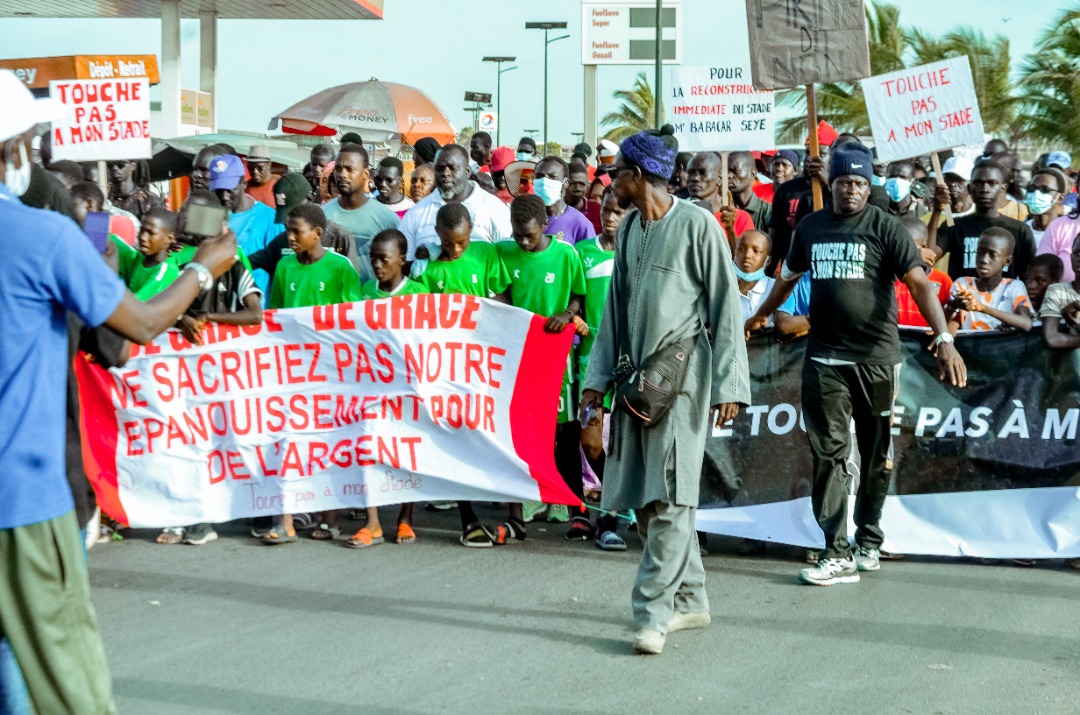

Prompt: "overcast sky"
[0,0,1069,148]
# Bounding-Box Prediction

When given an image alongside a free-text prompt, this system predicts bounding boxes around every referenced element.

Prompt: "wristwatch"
[184,261,214,293]
[931,332,954,348]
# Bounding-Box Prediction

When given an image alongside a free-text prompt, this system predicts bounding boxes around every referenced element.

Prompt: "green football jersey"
[270,251,362,309]
[496,237,586,317]
[574,237,615,372]
[129,258,181,301]
[418,241,510,297]
[110,235,140,282]
[360,278,428,300]
[170,243,253,272]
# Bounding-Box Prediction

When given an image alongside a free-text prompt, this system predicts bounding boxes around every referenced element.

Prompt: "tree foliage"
[1017,6,1080,148]
[600,72,657,142]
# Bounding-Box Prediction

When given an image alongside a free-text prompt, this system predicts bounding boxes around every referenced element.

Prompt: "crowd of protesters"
[5,65,1080,705]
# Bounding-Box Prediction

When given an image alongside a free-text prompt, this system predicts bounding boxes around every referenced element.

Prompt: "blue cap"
[208,154,246,191]
[1048,151,1072,171]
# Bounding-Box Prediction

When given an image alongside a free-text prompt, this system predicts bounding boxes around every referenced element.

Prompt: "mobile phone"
[184,203,228,238]
[83,211,110,254]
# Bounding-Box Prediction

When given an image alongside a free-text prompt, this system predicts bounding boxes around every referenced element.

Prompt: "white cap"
[942,155,974,182]
[0,70,67,143]
[598,139,619,158]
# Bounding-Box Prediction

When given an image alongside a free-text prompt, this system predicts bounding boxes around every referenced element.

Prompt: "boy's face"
[975,235,1013,279]
[137,217,174,257]
[1024,265,1056,306]
[734,232,771,274]
[72,197,95,226]
[286,216,322,254]
[511,217,546,253]
[370,240,405,283]
[435,223,471,261]
[600,192,626,238]
[566,172,589,205]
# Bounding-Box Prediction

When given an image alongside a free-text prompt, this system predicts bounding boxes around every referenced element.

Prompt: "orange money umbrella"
[269,78,457,147]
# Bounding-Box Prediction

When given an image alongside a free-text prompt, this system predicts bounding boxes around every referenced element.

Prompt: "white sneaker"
[668,611,711,633]
[855,546,881,572]
[799,557,860,586]
[633,629,665,654]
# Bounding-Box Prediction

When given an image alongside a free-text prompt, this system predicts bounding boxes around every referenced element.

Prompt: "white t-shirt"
[738,275,775,325]
[1040,282,1080,335]
[398,181,512,259]
[951,276,1031,331]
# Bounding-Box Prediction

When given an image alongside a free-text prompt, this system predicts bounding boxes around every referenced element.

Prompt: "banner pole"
[720,150,730,208]
[930,152,955,227]
[805,83,823,211]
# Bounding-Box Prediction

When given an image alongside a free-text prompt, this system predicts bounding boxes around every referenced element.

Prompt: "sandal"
[460,522,494,548]
[310,524,340,541]
[261,527,297,545]
[345,527,384,549]
[492,519,527,545]
[396,524,417,545]
[596,530,628,551]
[565,516,596,541]
[156,527,185,544]
[347,508,367,520]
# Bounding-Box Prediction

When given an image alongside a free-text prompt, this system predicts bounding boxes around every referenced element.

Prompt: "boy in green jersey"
[576,188,629,550]
[416,204,517,548]
[263,203,362,546]
[352,228,426,547]
[416,203,511,299]
[497,194,589,541]
[361,228,427,299]
[129,208,180,300]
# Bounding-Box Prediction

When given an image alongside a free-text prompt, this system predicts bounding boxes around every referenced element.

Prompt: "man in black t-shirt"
[928,159,1036,281]
[768,133,889,275]
[748,142,967,587]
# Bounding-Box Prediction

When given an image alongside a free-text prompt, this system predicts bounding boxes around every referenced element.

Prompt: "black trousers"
[801,359,897,559]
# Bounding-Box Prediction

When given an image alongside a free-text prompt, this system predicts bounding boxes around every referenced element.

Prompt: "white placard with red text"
[861,57,984,163]
[76,296,576,528]
[49,77,152,162]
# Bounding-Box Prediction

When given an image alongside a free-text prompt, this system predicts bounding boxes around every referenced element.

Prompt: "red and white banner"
[76,295,578,528]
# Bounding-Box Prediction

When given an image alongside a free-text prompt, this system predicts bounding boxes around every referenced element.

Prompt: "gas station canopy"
[0,0,383,20]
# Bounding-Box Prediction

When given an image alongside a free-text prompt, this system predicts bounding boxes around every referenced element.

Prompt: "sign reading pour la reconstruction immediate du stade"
[581,0,682,65]
[669,63,776,152]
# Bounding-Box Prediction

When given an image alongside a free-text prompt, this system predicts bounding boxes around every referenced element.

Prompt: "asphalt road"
[87,506,1080,715]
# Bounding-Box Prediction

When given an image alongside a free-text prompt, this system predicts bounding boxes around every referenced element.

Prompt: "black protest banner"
[701,331,1080,508]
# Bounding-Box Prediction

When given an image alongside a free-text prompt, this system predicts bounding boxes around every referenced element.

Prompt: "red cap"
[807,120,839,147]
[490,146,514,173]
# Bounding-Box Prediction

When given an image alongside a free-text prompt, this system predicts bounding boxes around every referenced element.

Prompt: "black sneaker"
[183,523,218,545]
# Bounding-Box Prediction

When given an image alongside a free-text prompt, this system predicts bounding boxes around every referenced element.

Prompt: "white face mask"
[4,139,32,197]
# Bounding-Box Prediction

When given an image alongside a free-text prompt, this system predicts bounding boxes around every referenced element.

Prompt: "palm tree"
[1017,7,1080,148]
[601,72,656,142]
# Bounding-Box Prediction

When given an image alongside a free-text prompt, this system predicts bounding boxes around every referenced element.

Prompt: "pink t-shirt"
[1038,214,1079,282]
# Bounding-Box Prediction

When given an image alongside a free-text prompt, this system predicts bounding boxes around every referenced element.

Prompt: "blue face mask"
[517,151,533,162]
[1025,189,1055,216]
[871,174,887,187]
[885,177,912,203]
[533,177,564,207]
[732,262,767,282]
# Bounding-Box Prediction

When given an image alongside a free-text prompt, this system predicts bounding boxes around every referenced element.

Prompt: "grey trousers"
[632,501,708,632]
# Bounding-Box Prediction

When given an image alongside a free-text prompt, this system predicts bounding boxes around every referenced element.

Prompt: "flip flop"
[310,523,340,541]
[261,527,297,545]
[396,524,417,545]
[460,522,494,548]
[492,519,527,545]
[345,527,385,549]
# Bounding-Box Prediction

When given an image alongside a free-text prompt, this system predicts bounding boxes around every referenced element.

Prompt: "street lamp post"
[482,56,516,146]
[526,21,568,154]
